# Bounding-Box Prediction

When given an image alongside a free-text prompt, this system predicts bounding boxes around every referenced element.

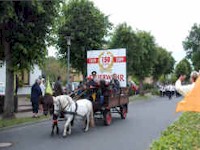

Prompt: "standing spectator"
[66,76,74,94]
[31,79,42,118]
[40,78,46,96]
[167,84,173,100]
[54,76,63,96]
[175,71,199,96]
[15,75,19,95]
[159,85,165,97]
[129,80,138,95]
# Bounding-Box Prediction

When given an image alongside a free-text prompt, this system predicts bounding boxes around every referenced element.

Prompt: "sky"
[49,0,200,63]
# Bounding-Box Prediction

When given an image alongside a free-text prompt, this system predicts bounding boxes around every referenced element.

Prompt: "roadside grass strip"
[150,112,200,150]
[0,115,48,129]
[129,94,153,101]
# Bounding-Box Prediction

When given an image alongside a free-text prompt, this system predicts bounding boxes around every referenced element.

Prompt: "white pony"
[53,95,94,137]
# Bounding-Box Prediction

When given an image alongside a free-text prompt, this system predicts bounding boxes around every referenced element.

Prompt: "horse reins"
[57,98,78,116]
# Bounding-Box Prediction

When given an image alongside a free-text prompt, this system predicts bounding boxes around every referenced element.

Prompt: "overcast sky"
[49,0,200,63]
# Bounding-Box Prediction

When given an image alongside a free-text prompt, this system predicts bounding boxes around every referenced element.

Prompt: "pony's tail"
[89,104,95,128]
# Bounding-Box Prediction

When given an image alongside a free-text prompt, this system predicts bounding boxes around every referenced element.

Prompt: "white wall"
[0,63,6,84]
[0,63,6,95]
[30,65,42,86]
[18,65,42,95]
[0,64,42,95]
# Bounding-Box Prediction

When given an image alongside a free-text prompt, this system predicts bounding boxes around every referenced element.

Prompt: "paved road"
[0,96,182,150]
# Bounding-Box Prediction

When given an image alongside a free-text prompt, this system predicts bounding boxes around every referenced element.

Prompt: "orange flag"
[176,77,200,112]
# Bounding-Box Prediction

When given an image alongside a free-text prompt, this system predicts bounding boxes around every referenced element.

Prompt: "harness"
[57,99,79,122]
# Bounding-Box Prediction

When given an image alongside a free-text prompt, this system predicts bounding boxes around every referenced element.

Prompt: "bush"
[151,88,160,95]
[150,112,200,150]
[129,88,135,96]
[143,83,154,91]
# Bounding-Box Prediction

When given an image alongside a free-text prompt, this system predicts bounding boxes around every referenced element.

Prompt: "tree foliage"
[175,58,192,79]
[57,0,112,75]
[134,30,157,80]
[108,24,160,94]
[109,23,158,79]
[152,46,175,81]
[0,1,60,118]
[0,1,60,70]
[41,57,67,83]
[183,23,200,70]
[108,23,139,75]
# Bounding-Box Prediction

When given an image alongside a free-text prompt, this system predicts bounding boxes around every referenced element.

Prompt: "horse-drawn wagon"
[42,48,129,136]
[82,86,129,126]
[84,48,129,125]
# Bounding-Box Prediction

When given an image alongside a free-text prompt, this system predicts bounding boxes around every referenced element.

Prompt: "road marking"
[0,142,13,148]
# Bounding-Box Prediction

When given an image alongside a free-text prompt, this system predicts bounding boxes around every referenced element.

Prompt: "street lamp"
[66,36,71,88]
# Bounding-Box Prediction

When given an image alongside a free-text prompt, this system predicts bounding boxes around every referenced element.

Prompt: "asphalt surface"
[0,96,182,150]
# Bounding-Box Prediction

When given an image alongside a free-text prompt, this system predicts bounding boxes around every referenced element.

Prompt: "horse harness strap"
[63,102,78,116]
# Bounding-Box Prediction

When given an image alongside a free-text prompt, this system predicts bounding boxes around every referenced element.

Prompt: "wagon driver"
[87,71,99,88]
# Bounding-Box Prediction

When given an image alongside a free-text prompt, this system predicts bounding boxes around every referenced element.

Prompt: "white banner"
[87,48,127,87]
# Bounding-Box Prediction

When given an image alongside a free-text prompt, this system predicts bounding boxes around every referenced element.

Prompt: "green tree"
[183,23,200,70]
[41,57,67,83]
[109,24,157,94]
[0,1,60,118]
[57,0,112,76]
[152,46,175,81]
[175,58,192,79]
[134,31,157,93]
[108,23,139,75]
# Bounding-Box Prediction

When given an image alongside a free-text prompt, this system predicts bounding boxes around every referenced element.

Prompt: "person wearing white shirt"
[40,78,46,96]
[175,71,199,96]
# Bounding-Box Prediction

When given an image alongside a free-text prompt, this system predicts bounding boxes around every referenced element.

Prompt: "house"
[0,62,42,96]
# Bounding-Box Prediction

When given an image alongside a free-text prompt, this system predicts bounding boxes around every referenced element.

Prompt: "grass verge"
[0,115,48,129]
[129,93,153,101]
[150,112,200,150]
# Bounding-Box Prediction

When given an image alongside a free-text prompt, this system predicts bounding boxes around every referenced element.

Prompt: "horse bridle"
[56,98,79,115]
[54,99,71,115]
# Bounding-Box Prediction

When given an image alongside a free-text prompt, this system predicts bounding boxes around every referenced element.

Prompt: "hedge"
[150,112,200,150]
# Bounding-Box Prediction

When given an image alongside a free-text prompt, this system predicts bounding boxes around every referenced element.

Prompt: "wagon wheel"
[103,110,112,126]
[120,104,128,119]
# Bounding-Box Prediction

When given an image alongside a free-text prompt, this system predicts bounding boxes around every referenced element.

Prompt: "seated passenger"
[110,73,120,94]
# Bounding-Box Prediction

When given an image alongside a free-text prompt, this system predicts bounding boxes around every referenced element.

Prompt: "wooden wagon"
[73,86,129,126]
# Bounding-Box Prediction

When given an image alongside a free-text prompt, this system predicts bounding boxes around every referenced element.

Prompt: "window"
[18,70,30,86]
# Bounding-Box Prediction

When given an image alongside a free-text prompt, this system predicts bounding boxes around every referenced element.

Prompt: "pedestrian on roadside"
[31,78,42,118]
[66,76,74,94]
[40,78,46,96]
[54,76,63,96]
[166,84,173,100]
[175,71,199,96]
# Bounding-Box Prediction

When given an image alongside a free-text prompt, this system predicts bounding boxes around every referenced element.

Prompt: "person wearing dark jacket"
[54,76,63,96]
[31,79,42,118]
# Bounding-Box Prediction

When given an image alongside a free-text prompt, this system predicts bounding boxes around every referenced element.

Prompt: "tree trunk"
[2,32,15,119]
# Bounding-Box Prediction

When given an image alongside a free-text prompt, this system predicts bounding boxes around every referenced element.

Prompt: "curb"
[0,117,50,132]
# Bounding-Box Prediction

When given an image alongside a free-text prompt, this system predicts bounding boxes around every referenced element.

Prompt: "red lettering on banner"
[87,56,126,64]
[87,58,98,63]
[119,74,124,81]
[102,57,110,63]
[114,56,126,63]
[97,74,125,82]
